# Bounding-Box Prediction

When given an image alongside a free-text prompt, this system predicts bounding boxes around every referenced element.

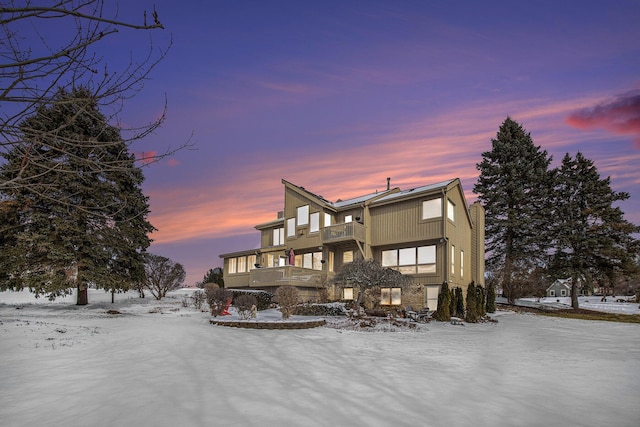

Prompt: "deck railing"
[249,266,324,288]
[322,221,366,244]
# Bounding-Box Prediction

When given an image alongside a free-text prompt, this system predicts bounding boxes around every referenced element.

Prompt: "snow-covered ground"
[1,289,639,427]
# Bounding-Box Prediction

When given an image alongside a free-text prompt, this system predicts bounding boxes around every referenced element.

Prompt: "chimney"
[277,210,284,219]
[386,177,390,190]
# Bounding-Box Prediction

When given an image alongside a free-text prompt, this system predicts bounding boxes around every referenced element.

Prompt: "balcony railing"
[322,221,366,244]
[249,266,325,288]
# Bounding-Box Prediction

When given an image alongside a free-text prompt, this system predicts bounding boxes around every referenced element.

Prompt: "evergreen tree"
[474,117,555,303]
[476,284,486,318]
[465,282,479,323]
[435,282,451,321]
[0,88,155,304]
[486,283,497,313]
[455,287,465,318]
[449,287,457,317]
[201,267,225,288]
[550,152,639,308]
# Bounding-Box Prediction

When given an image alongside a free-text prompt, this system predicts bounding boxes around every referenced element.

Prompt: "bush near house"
[229,289,273,310]
[234,294,258,320]
[276,286,299,319]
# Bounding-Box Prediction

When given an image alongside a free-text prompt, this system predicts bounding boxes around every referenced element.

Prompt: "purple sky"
[105,1,640,286]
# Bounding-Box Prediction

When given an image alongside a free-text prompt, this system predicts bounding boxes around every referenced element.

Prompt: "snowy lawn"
[1,289,639,427]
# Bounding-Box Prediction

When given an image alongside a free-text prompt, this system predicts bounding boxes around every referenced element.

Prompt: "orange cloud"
[566,90,640,148]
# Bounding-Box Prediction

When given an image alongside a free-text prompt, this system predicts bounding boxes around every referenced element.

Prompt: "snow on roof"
[332,192,385,208]
[373,179,455,204]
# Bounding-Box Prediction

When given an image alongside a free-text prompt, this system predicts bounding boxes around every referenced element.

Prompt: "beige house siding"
[219,177,485,309]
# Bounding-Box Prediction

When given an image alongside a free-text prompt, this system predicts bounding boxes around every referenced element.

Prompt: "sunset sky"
[105,0,640,286]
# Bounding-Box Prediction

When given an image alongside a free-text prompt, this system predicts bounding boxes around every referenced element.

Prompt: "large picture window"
[382,245,436,274]
[422,198,442,220]
[228,258,237,274]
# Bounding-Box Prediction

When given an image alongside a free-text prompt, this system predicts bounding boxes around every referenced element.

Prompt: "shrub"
[191,290,206,311]
[206,285,233,317]
[435,282,451,321]
[293,303,347,316]
[229,289,273,310]
[455,287,465,317]
[235,294,257,320]
[275,286,299,319]
[486,283,496,313]
[465,282,479,323]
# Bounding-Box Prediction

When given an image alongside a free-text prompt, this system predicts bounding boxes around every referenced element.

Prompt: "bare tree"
[143,253,185,300]
[331,258,412,312]
[1,0,186,197]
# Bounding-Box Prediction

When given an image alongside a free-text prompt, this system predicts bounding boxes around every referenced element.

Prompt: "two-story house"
[219,178,484,310]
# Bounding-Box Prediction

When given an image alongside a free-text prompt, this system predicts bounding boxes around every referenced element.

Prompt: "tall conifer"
[0,88,155,304]
[550,152,639,308]
[473,117,554,303]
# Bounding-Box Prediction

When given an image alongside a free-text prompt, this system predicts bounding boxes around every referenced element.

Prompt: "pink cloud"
[566,90,640,148]
[167,158,180,167]
[135,151,158,166]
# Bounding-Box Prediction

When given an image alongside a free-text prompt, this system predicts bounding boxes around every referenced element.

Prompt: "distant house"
[219,178,485,310]
[546,279,571,298]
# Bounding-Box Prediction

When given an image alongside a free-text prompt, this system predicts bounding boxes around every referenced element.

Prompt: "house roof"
[371,179,456,205]
[546,279,572,291]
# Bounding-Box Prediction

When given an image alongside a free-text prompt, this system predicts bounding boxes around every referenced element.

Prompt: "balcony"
[322,221,366,244]
[249,266,325,288]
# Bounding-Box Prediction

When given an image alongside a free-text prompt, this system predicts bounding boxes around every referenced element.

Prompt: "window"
[460,250,464,277]
[297,205,309,226]
[447,199,455,222]
[550,290,556,297]
[237,256,246,273]
[382,245,436,274]
[248,254,256,270]
[422,198,442,220]
[417,246,436,273]
[381,250,398,267]
[310,212,320,233]
[312,252,323,270]
[561,289,567,297]
[451,245,455,275]
[324,213,332,227]
[344,215,352,223]
[343,288,354,300]
[328,251,334,272]
[273,228,284,246]
[228,258,237,274]
[286,218,296,237]
[343,250,353,263]
[381,288,402,305]
[302,253,312,269]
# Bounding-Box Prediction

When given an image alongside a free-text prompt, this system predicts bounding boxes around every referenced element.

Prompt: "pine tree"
[550,152,639,308]
[455,287,465,318]
[476,284,486,318]
[0,88,155,304]
[449,287,457,317]
[465,282,478,323]
[486,283,497,313]
[473,117,555,303]
[435,282,451,321]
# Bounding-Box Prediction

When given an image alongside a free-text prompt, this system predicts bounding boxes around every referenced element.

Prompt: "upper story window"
[286,218,296,237]
[324,213,332,227]
[273,227,284,246]
[345,215,353,223]
[228,258,237,274]
[451,245,455,275]
[297,205,309,226]
[447,199,455,222]
[310,212,320,233]
[422,198,442,220]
